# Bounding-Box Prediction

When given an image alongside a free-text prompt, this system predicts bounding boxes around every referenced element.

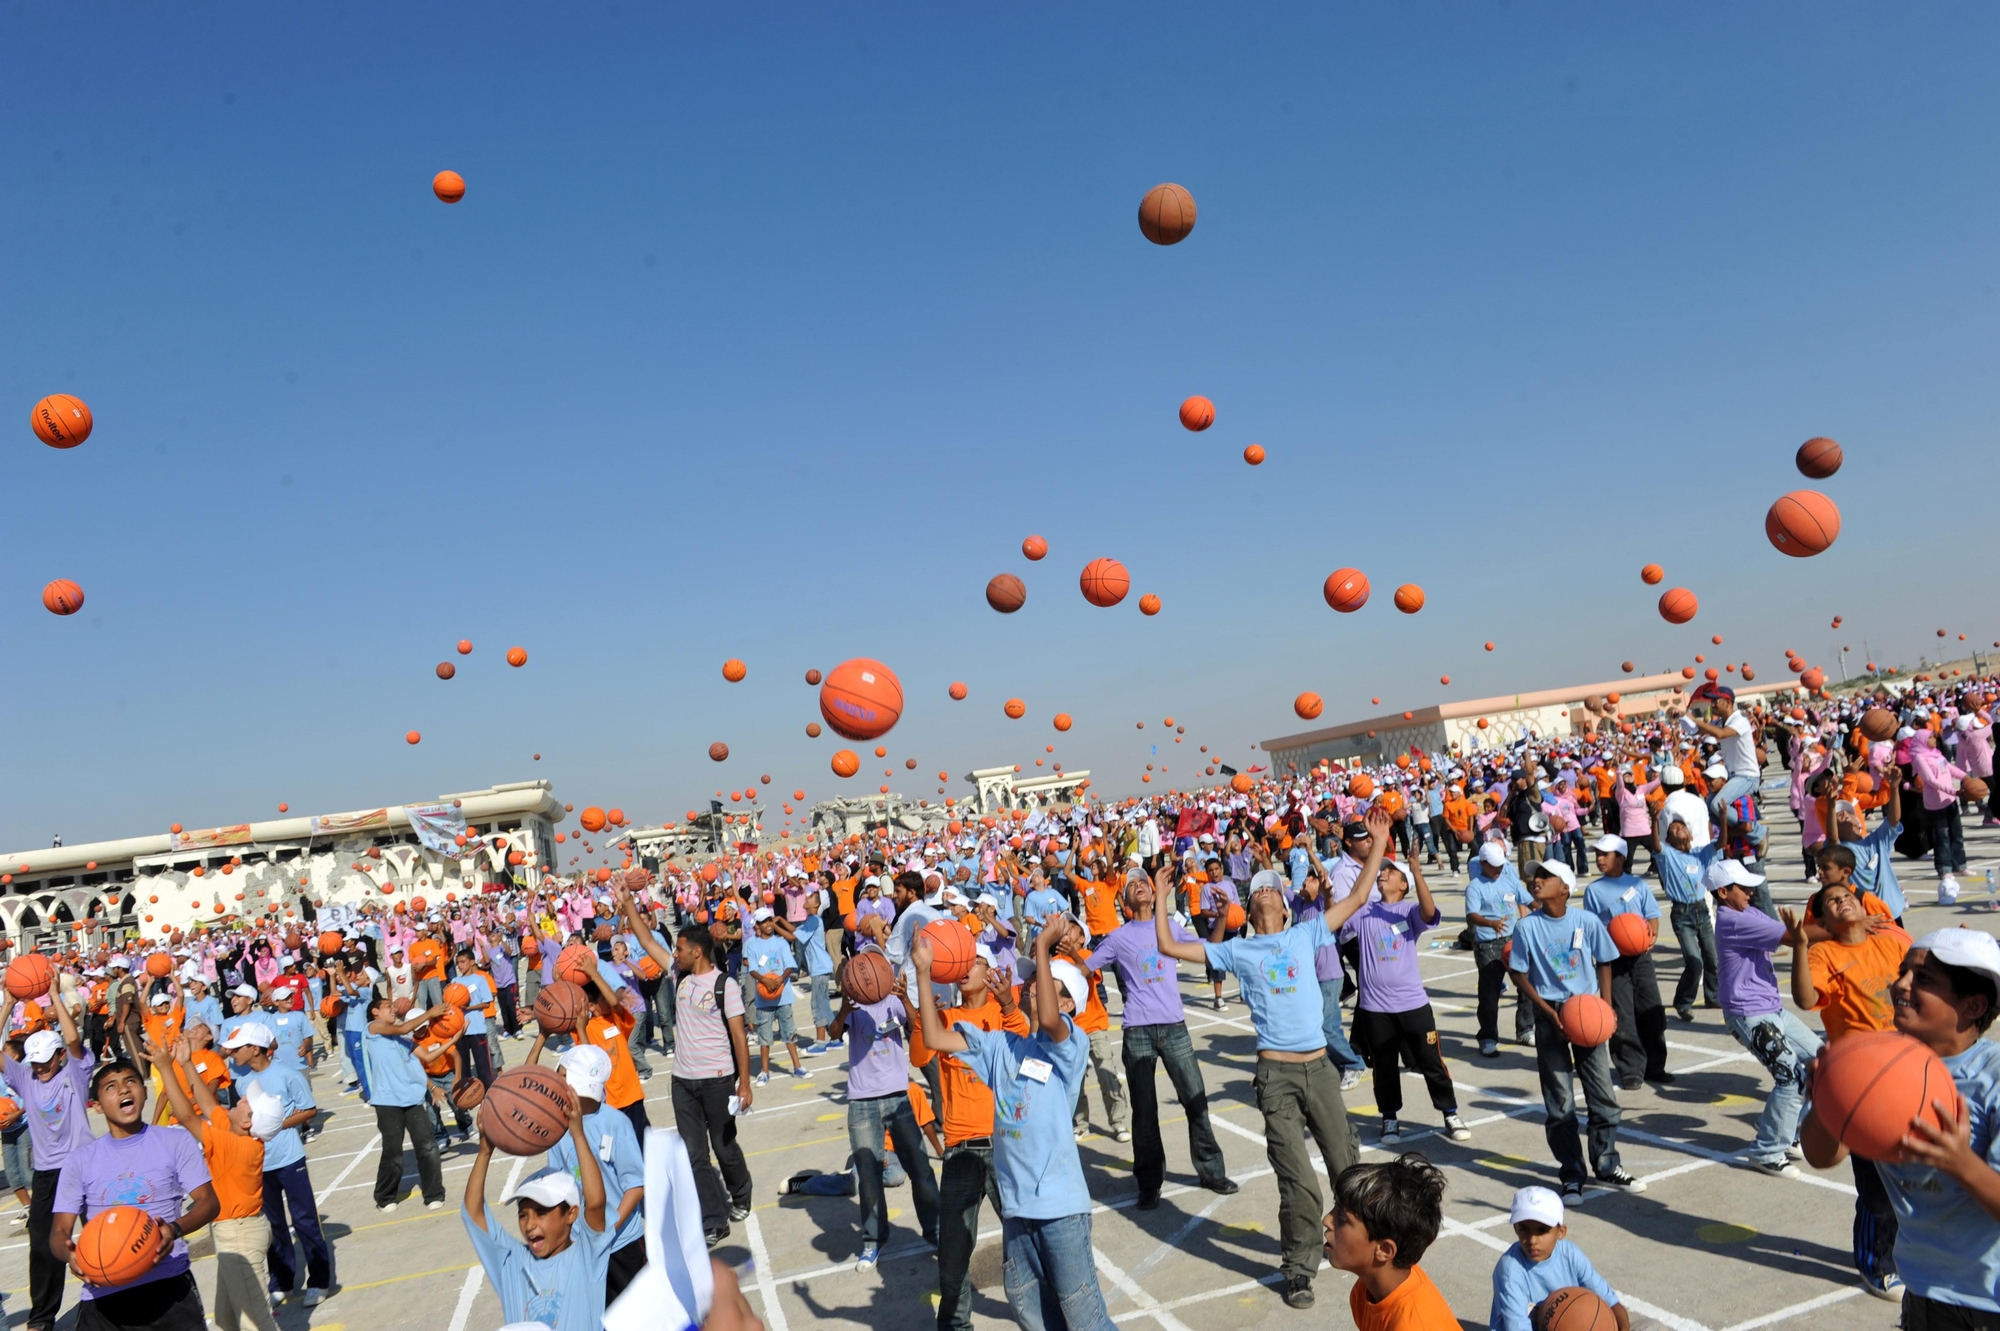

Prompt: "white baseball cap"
[1046,959,1090,1014]
[1478,842,1507,867]
[1705,860,1765,891]
[751,907,774,922]
[222,1021,275,1050]
[1589,834,1629,857]
[231,984,259,1000]
[558,1044,613,1101]
[1510,1185,1564,1228]
[503,1167,581,1210]
[23,1030,63,1064]
[1912,927,2000,993]
[1534,861,1578,893]
[243,1085,287,1141]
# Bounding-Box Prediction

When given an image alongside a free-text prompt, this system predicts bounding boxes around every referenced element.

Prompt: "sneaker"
[1619,1076,1643,1091]
[857,1242,880,1272]
[802,1041,828,1056]
[426,1199,445,1210]
[1444,1114,1470,1142]
[1074,1126,1090,1141]
[1862,1272,1905,1302]
[1212,995,1224,1011]
[377,1202,398,1213]
[1786,1142,1806,1161]
[1749,1158,1802,1179]
[1379,1117,1401,1144]
[1594,1167,1645,1193]
[791,1067,813,1080]
[1645,1070,1677,1085]
[776,1177,792,1196]
[752,1072,771,1087]
[1519,1031,1537,1049]
[1114,1129,1132,1143]
[1560,1183,1584,1206]
[1282,1275,1316,1309]
[638,1068,653,1082]
[1339,1069,1362,1091]
[704,1228,728,1250]
[8,1209,25,1228]
[1479,1039,1499,1058]
[302,1288,330,1307]
[729,1202,751,1222]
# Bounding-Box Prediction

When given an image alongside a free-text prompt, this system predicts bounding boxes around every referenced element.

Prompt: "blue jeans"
[1316,978,1366,1072]
[845,1093,938,1245]
[1711,774,1766,853]
[263,1158,333,1293]
[1002,1212,1115,1331]
[1724,1009,1820,1163]
[343,1027,370,1101]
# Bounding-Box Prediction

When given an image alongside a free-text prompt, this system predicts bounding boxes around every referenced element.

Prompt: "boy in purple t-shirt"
[4,992,96,1329]
[1709,858,1820,1176]
[1348,857,1470,1146]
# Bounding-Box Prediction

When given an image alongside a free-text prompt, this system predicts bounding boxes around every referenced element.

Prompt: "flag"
[604,1128,713,1331]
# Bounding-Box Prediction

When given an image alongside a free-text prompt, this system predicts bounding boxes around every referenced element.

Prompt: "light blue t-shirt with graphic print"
[1202,920,1332,1053]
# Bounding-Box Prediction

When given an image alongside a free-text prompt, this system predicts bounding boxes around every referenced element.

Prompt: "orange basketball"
[1640,563,1664,585]
[1295,693,1323,721]
[579,807,607,832]
[457,639,473,654]
[1230,773,1252,794]
[480,1065,576,1156]
[1351,774,1375,799]
[948,681,967,701]
[505,646,528,667]
[444,982,471,1009]
[708,742,730,761]
[722,659,747,682]
[1138,594,1161,616]
[42,579,83,616]
[1657,587,1698,624]
[832,749,861,777]
[4,954,52,1001]
[1022,535,1047,561]
[819,658,904,741]
[1224,903,1246,931]
[1812,1030,1961,1160]
[1053,713,1072,732]
[555,944,595,986]
[532,979,590,1035]
[1796,436,1842,479]
[986,574,1027,614]
[1559,994,1615,1048]
[1004,698,1026,719]
[1851,772,1875,795]
[840,950,895,1004]
[1965,777,1990,802]
[435,662,456,680]
[1079,558,1130,608]
[405,731,421,745]
[1620,662,1634,673]
[1801,667,1825,690]
[1138,183,1197,245]
[1766,490,1841,557]
[922,920,975,984]
[1323,568,1369,613]
[73,1207,160,1288]
[31,394,92,449]
[1606,913,1652,958]
[451,1077,487,1111]
[318,931,343,955]
[1393,584,1425,614]
[144,953,171,978]
[0,1099,22,1131]
[1243,444,1265,465]
[1533,1287,1615,1331]
[319,995,344,1020]
[432,170,466,203]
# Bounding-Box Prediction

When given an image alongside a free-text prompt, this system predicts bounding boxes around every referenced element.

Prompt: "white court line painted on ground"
[445,1264,486,1331]
[1093,1243,1197,1331]
[743,1211,792,1331]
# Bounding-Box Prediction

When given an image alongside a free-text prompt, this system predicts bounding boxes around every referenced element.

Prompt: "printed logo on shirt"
[995,1089,1035,1139]
[1135,953,1173,985]
[1260,951,1301,994]
[103,1170,158,1208]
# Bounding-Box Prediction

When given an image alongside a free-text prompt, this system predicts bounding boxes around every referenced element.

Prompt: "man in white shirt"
[1682,684,1766,858]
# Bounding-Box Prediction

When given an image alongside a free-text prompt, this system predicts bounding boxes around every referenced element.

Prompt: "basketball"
[4,954,52,1001]
[443,982,470,1009]
[832,749,860,777]
[451,1078,487,1111]
[819,658,905,741]
[1640,563,1664,585]
[1860,708,1897,741]
[1657,587,1698,624]
[1801,667,1825,690]
[31,394,92,448]
[1323,568,1370,613]
[480,1065,576,1157]
[1812,1029,1961,1160]
[1022,535,1047,561]
[1559,994,1615,1047]
[457,639,473,654]
[436,662,455,680]
[840,950,895,1005]
[922,920,974,984]
[1351,774,1375,799]
[1243,444,1265,465]
[144,953,171,978]
[532,979,590,1035]
[1079,558,1130,608]
[1295,693,1323,721]
[1765,490,1841,557]
[722,658,747,682]
[1606,913,1653,957]
[405,731,421,745]
[42,579,84,616]
[505,646,528,667]
[804,668,822,685]
[1138,183,1197,245]
[0,1100,20,1131]
[1139,594,1161,616]
[1053,713,1072,731]
[579,806,607,832]
[1796,436,1843,479]
[1000,698,1025,720]
[708,742,730,761]
[1224,903,1246,931]
[320,996,344,1020]
[1178,395,1215,431]
[986,574,1026,614]
[1965,777,1990,802]
[948,682,967,701]
[73,1207,160,1288]
[756,974,786,1002]
[1393,584,1426,614]
[1230,773,1253,794]
[1533,1287,1615,1331]
[555,944,595,986]
[432,170,465,203]
[392,996,414,1017]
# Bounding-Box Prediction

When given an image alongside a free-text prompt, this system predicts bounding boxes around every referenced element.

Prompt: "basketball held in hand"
[73,1207,160,1288]
[921,920,974,985]
[480,1065,575,1156]
[1558,994,1615,1048]
[840,951,894,1005]
[1533,1287,1614,1331]
[532,979,590,1036]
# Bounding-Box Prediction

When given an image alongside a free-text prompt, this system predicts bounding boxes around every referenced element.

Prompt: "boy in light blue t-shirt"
[1490,1185,1628,1331]
[463,1093,613,1331]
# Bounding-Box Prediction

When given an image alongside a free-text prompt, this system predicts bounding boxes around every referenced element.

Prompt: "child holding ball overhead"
[463,1090,613,1331]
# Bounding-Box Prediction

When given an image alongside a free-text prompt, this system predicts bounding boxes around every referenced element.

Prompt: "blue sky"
[4,4,1997,853]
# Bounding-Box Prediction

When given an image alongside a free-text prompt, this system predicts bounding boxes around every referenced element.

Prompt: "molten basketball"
[1022,535,1047,561]
[1640,563,1664,585]
[42,580,84,616]
[532,979,590,1036]
[819,658,904,741]
[1765,490,1840,557]
[1812,1030,1961,1160]
[580,807,607,832]
[1657,588,1698,624]
[832,749,861,777]
[1606,913,1653,958]
[1177,396,1215,431]
[722,659,747,682]
[73,1207,160,1288]
[708,742,729,761]
[451,1078,487,1111]
[1559,994,1616,1048]
[4,954,52,1001]
[443,982,470,1009]
[505,646,528,667]
[1796,436,1843,479]
[31,394,92,449]
[986,574,1027,614]
[555,944,595,986]
[145,953,171,978]
[1393,584,1426,614]
[840,950,895,1005]
[1138,183,1197,245]
[1004,698,1026,719]
[1079,558,1130,608]
[1243,444,1265,465]
[1139,594,1161,616]
[480,1065,576,1156]
[432,170,466,203]
[947,682,967,701]
[922,920,975,984]
[1295,693,1323,721]
[1323,568,1370,613]
[1533,1287,1615,1331]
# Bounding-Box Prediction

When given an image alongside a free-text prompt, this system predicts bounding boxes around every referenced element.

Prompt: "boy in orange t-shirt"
[1324,1155,1460,1331]
[575,953,648,1138]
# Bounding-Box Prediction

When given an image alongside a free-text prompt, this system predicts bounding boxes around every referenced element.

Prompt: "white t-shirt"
[1721,711,1760,779]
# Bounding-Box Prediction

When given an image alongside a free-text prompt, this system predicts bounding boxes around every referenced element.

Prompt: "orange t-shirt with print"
[1074,876,1119,938]
[408,938,445,983]
[1073,951,1110,1034]
[585,1010,644,1109]
[908,998,1030,1145]
[1809,924,1911,1042]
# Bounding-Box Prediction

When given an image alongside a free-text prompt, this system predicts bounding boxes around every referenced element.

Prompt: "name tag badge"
[1502,894,1515,904]
[1021,1057,1054,1084]
[1572,927,1585,952]
[1620,887,1637,903]
[1390,922,1407,937]
[599,1133,614,1163]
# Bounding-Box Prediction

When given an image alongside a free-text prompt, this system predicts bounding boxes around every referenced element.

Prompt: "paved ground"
[3,797,1996,1331]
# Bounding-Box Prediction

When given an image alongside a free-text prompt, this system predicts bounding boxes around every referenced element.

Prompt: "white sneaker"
[1339,1070,1362,1091]
[1114,1130,1132,1143]
[1445,1114,1470,1142]
[377,1202,398,1213]
[302,1288,330,1306]
[426,1199,445,1210]
[1941,876,1962,905]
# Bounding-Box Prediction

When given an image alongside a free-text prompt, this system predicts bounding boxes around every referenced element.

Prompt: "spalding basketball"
[1323,568,1370,613]
[42,580,84,616]
[840,950,895,1005]
[819,658,904,741]
[1765,490,1841,557]
[73,1207,160,1288]
[31,394,93,449]
[1533,1286,1614,1331]
[986,574,1027,614]
[1393,584,1425,614]
[1178,395,1215,431]
[922,920,975,984]
[1657,587,1698,624]
[451,1078,487,1110]
[1022,535,1047,561]
[555,944,595,986]
[4,954,52,1001]
[1606,913,1652,958]
[1138,183,1197,245]
[1639,563,1664,585]
[432,170,466,203]
[532,979,590,1036]
[1559,994,1615,1048]
[832,749,861,777]
[480,1065,576,1156]
[1860,708,1897,741]
[1295,692,1323,721]
[1079,558,1130,608]
[1139,594,1161,615]
[1812,1030,1961,1161]
[1796,436,1842,479]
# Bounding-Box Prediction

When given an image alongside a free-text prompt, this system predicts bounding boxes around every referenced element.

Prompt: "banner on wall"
[403,803,468,857]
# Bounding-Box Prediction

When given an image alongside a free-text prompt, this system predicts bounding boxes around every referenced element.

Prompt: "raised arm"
[1033,917,1073,1043]
[1780,909,1818,1011]
[1319,806,1394,936]
[1408,856,1440,926]
[910,935,968,1057]
[1152,867,1208,964]
[612,879,675,976]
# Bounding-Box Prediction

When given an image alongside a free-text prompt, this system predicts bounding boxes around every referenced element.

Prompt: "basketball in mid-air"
[1137,183,1197,245]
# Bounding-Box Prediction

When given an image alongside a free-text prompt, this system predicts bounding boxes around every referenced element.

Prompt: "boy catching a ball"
[1321,1153,1459,1331]
[463,1089,614,1331]
[1489,1185,1628,1331]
